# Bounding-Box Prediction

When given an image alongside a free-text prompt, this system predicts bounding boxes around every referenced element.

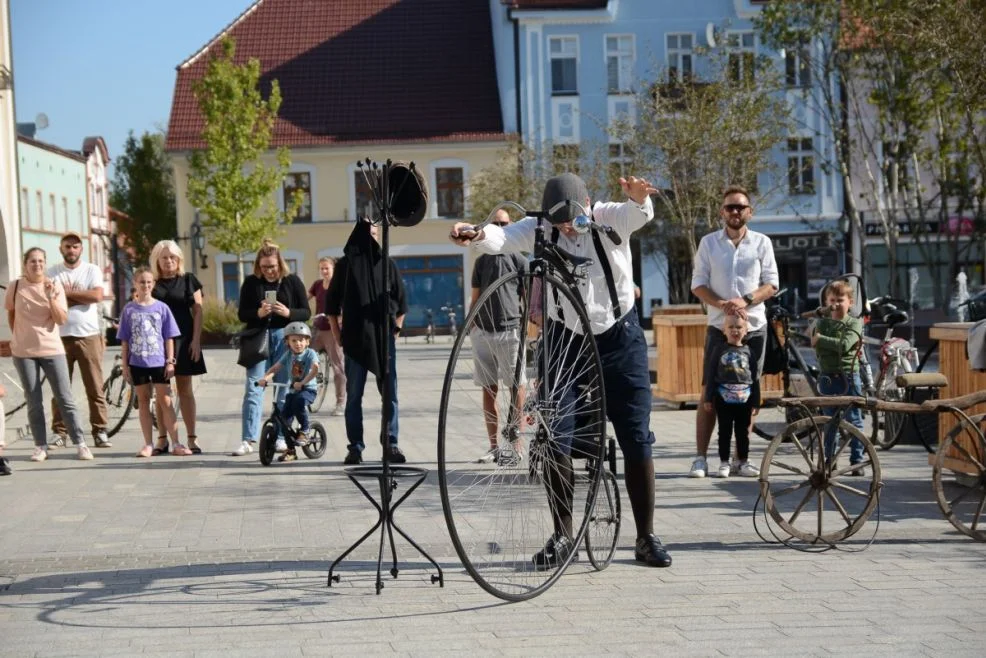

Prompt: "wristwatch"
[742,293,756,306]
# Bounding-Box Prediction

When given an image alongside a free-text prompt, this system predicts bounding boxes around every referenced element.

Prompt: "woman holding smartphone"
[233,239,310,457]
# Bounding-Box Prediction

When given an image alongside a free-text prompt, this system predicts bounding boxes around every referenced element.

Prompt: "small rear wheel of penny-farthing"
[759,415,882,544]
[932,414,986,541]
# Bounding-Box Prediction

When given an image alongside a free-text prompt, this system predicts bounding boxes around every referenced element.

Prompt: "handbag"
[236,322,270,368]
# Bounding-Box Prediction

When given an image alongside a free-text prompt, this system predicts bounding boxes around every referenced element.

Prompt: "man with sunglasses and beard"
[450,172,672,569]
[689,186,779,479]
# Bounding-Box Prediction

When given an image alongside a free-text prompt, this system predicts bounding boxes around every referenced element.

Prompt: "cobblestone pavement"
[0,344,983,656]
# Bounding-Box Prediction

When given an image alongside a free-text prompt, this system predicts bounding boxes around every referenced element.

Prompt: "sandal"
[136,444,153,458]
[152,437,169,456]
[171,444,193,456]
[187,435,202,455]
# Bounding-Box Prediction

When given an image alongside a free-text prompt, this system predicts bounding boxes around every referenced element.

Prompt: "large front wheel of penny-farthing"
[933,414,986,541]
[438,270,606,602]
[760,415,882,544]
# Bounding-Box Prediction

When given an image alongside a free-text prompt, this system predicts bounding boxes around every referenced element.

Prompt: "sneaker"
[49,435,66,450]
[737,461,759,477]
[274,438,288,453]
[689,456,707,478]
[849,463,866,477]
[30,447,48,462]
[295,432,309,447]
[231,441,254,456]
[476,446,499,463]
[498,447,522,467]
[277,450,297,462]
[93,431,112,448]
[77,444,94,461]
[331,404,345,417]
[532,533,579,570]
[389,446,407,464]
[634,534,672,568]
[717,460,731,478]
[343,448,362,465]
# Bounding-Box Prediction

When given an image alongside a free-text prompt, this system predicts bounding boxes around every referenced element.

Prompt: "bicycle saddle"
[883,309,909,326]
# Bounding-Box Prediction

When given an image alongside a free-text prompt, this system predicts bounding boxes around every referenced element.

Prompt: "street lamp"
[178,214,209,272]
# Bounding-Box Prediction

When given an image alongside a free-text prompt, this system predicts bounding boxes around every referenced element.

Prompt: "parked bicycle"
[439,304,459,341]
[423,308,435,344]
[308,313,334,413]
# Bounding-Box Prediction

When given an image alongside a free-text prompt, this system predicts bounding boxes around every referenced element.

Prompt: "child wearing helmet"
[258,321,319,461]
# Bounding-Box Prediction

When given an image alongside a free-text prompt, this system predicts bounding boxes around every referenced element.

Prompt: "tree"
[608,43,793,303]
[109,131,177,266]
[185,37,301,280]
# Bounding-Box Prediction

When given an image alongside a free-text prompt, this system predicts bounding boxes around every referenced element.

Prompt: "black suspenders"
[550,226,622,323]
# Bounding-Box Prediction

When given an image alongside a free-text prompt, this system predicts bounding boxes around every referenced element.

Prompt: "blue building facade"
[491,0,845,310]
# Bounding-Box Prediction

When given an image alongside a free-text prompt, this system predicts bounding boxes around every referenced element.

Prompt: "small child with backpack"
[703,314,758,478]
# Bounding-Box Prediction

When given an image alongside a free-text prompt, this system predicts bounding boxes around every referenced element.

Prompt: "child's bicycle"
[255,381,328,466]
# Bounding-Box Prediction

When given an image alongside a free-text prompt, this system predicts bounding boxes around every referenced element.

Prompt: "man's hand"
[720,297,749,320]
[619,176,658,205]
[449,222,481,246]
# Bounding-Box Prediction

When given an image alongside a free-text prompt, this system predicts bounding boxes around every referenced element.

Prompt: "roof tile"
[166,0,504,151]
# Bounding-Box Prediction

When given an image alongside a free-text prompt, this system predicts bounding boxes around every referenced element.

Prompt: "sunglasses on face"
[723,204,750,213]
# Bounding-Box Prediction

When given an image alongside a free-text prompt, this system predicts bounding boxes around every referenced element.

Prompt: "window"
[283,172,312,223]
[666,33,693,82]
[788,137,815,195]
[393,254,464,329]
[19,188,29,227]
[727,32,756,84]
[606,35,634,93]
[353,170,377,221]
[36,191,44,229]
[609,143,633,189]
[552,144,581,175]
[49,195,57,231]
[62,197,68,232]
[785,46,811,87]
[77,200,84,230]
[549,36,578,95]
[436,167,464,219]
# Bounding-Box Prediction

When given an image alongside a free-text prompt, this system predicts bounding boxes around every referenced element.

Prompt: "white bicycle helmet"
[284,321,312,338]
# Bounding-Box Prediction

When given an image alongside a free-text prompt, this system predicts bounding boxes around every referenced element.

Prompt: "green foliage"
[201,297,243,337]
[185,37,302,259]
[109,131,176,266]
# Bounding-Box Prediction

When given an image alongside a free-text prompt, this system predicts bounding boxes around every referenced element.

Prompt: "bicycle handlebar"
[254,381,291,389]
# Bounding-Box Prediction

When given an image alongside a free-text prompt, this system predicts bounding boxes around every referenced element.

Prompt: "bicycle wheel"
[0,359,28,419]
[309,352,330,413]
[871,362,907,449]
[760,415,882,544]
[302,421,327,459]
[932,414,986,541]
[258,422,277,466]
[584,468,620,570]
[104,373,134,438]
[438,270,606,601]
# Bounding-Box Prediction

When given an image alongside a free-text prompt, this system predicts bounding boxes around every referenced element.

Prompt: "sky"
[10,0,256,173]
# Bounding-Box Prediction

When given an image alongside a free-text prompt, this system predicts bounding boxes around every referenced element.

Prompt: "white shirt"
[691,228,779,332]
[47,261,103,338]
[475,197,653,335]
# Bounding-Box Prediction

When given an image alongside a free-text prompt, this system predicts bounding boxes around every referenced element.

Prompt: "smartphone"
[265,290,277,305]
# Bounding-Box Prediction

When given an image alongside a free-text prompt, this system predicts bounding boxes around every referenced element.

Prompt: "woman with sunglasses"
[233,240,310,457]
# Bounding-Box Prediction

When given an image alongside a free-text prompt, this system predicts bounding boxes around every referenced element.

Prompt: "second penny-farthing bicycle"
[438,201,620,601]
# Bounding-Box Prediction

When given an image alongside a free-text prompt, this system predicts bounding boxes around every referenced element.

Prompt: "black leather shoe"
[343,448,362,465]
[389,446,407,464]
[635,534,672,568]
[532,534,579,570]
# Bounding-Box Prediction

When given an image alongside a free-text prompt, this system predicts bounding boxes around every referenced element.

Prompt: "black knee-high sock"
[545,453,574,538]
[623,457,655,539]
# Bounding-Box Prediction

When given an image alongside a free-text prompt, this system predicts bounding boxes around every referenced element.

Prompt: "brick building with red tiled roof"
[166,0,508,327]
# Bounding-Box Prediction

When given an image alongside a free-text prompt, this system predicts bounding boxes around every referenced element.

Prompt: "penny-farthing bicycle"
[438,201,620,601]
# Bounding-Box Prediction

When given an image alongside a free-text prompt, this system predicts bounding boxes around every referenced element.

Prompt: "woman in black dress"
[150,240,206,454]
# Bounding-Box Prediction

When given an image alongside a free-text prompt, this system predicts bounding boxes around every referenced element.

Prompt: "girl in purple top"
[117,267,188,457]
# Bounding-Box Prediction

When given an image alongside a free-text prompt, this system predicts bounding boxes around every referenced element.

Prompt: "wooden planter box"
[928,323,986,475]
[651,304,704,345]
[651,314,782,403]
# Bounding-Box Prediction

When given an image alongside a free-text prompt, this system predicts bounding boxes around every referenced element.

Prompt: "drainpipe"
[509,7,522,136]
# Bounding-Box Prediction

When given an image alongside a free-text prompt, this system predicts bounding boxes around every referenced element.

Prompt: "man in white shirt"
[47,231,110,448]
[450,173,672,569]
[689,186,779,478]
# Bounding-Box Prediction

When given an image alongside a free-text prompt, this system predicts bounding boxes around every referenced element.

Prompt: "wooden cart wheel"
[932,413,986,541]
[759,415,882,544]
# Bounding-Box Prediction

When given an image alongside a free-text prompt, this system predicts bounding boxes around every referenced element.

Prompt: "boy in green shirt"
[811,279,866,474]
